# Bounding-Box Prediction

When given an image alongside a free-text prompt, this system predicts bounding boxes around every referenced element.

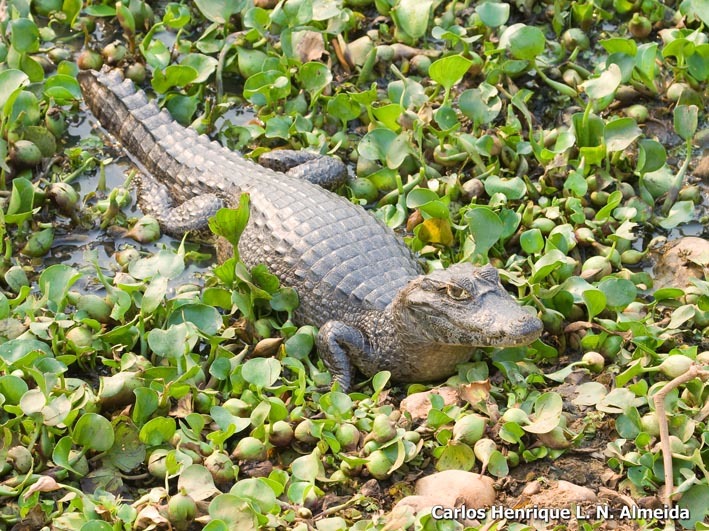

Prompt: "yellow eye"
[446,285,470,300]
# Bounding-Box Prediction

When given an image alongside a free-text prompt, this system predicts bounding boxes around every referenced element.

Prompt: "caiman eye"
[446,285,470,300]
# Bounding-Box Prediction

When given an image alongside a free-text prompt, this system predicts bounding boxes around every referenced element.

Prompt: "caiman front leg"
[136,173,223,238]
[317,321,372,392]
[258,151,347,190]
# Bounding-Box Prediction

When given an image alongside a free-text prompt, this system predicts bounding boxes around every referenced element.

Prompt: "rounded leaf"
[73,413,115,452]
[242,358,281,388]
[500,24,545,61]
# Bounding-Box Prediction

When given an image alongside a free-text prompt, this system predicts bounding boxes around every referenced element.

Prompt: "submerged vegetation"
[0,0,708,529]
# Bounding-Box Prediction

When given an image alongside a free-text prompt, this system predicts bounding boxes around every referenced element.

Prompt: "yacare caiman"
[78,66,543,391]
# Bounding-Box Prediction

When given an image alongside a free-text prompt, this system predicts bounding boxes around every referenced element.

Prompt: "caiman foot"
[136,173,223,239]
[258,150,347,190]
[317,321,370,392]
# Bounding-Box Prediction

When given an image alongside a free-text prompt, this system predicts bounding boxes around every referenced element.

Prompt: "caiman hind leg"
[136,172,223,239]
[258,151,347,190]
[317,321,373,392]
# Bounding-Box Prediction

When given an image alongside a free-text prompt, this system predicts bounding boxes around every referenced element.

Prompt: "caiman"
[79,67,543,390]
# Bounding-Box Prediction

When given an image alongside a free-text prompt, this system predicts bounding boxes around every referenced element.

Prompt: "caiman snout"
[476,295,543,347]
[497,310,543,346]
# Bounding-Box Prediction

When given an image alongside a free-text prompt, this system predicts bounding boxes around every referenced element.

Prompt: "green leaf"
[105,422,146,473]
[429,55,474,92]
[523,392,563,434]
[484,175,526,200]
[179,53,218,83]
[142,276,168,314]
[459,83,502,126]
[668,304,695,329]
[231,478,278,513]
[0,70,29,109]
[688,43,709,81]
[179,465,221,501]
[270,287,299,312]
[163,2,191,27]
[520,229,544,254]
[571,112,604,148]
[73,413,115,452]
[637,139,666,174]
[372,371,390,394]
[116,1,135,33]
[385,133,413,170]
[290,450,325,482]
[673,104,698,141]
[654,287,685,301]
[487,451,509,478]
[406,188,439,208]
[208,195,251,260]
[604,117,642,152]
[597,278,637,309]
[5,177,37,225]
[151,65,199,94]
[0,375,28,405]
[62,0,82,26]
[326,93,361,124]
[634,43,658,92]
[242,358,281,388]
[243,70,291,106]
[678,484,709,528]
[582,289,607,320]
[208,494,259,528]
[166,94,198,125]
[594,190,623,221]
[53,436,81,473]
[209,406,251,433]
[147,324,189,358]
[436,441,475,471]
[10,19,39,53]
[600,38,637,55]
[581,63,622,100]
[684,0,709,26]
[194,0,244,23]
[463,206,503,258]
[530,249,566,283]
[499,24,545,61]
[143,38,170,70]
[358,128,397,163]
[298,62,332,96]
[390,0,435,44]
[387,78,427,108]
[132,387,159,426]
[139,417,177,446]
[84,5,116,16]
[658,200,694,229]
[434,104,459,130]
[264,115,292,139]
[476,2,510,27]
[39,264,82,312]
[596,388,642,414]
[19,55,44,82]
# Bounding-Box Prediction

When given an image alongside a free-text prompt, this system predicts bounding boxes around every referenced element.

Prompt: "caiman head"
[392,263,543,348]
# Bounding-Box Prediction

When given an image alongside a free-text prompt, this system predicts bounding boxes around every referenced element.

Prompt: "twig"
[312,495,364,520]
[652,365,709,507]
